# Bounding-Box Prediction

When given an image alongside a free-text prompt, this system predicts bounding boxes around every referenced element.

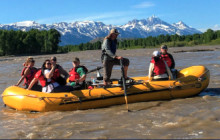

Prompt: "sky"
[0,0,219,32]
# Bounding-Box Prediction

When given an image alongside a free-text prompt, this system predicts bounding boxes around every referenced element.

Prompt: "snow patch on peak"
[172,21,189,29]
[148,15,158,21]
[13,21,39,27]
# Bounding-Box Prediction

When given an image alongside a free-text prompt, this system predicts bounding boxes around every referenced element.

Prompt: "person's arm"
[27,78,38,90]
[76,74,86,83]
[102,39,117,59]
[164,60,173,80]
[75,67,86,83]
[15,68,31,86]
[58,66,69,79]
[45,65,56,79]
[169,53,175,69]
[148,63,154,81]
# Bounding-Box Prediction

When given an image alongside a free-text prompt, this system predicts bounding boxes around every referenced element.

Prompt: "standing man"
[160,45,175,69]
[101,28,130,86]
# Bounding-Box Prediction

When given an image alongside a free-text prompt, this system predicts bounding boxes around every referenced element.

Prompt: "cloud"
[133,2,155,8]
[36,11,144,25]
[212,24,220,31]
[199,24,220,32]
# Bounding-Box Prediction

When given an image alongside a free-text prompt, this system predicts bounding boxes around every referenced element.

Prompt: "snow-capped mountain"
[0,16,202,46]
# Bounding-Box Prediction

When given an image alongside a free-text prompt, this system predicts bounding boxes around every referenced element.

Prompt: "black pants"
[52,85,74,93]
[72,82,86,90]
[25,83,42,91]
[152,78,169,81]
[103,58,129,82]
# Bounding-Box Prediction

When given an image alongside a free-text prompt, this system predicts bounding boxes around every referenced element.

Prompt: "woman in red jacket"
[15,57,40,91]
[28,59,73,93]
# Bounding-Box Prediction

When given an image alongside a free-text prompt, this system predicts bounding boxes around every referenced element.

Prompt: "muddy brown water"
[0,46,220,139]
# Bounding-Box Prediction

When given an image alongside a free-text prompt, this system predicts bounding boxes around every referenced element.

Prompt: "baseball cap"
[152,51,160,57]
[161,45,168,49]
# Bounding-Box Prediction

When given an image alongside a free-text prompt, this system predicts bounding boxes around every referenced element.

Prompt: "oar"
[87,66,103,74]
[120,59,131,112]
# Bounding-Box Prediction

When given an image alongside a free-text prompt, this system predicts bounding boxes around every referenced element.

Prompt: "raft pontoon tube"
[2,65,210,112]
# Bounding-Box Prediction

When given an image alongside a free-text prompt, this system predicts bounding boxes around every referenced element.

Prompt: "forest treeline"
[0,28,220,56]
[0,29,60,55]
[61,29,220,52]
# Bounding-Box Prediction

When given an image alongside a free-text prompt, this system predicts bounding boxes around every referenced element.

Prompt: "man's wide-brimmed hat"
[109,28,120,35]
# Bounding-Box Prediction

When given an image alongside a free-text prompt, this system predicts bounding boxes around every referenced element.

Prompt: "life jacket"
[21,66,38,85]
[34,69,60,87]
[151,58,166,76]
[69,66,88,82]
[161,53,172,68]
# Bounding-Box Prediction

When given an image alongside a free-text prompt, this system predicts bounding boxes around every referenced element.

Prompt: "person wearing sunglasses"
[28,59,73,93]
[28,59,59,93]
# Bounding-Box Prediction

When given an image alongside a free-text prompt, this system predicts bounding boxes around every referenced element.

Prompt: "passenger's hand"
[52,63,57,68]
[116,56,123,59]
[75,79,79,83]
[51,61,56,66]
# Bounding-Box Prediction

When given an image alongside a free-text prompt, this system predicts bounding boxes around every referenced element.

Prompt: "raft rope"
[198,69,209,82]
[1,94,81,101]
[1,93,105,104]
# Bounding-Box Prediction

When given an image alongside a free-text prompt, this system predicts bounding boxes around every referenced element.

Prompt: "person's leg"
[152,77,169,81]
[32,84,42,91]
[114,58,130,79]
[103,60,114,85]
[122,58,130,79]
[52,85,74,93]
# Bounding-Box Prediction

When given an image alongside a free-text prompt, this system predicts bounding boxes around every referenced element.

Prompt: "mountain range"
[0,16,202,46]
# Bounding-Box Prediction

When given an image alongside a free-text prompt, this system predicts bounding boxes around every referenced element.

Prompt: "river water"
[0,46,220,139]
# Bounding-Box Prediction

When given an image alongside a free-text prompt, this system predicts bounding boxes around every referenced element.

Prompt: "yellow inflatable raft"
[2,65,210,112]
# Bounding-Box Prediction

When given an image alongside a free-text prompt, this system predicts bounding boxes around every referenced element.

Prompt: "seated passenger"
[28,59,73,93]
[69,57,88,90]
[160,45,177,78]
[160,45,175,69]
[148,51,173,81]
[50,56,69,80]
[15,57,41,91]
